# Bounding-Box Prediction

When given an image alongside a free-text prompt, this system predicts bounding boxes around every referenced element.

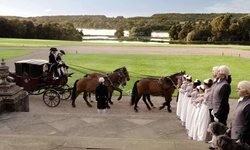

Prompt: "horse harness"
[158,76,177,96]
[104,71,125,92]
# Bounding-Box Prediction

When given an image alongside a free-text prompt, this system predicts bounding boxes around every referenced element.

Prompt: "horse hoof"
[72,104,76,108]
[87,104,92,107]
[109,101,114,105]
[168,109,172,113]
[107,105,111,109]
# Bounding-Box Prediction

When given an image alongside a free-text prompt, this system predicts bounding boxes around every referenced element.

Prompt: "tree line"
[1,13,250,44]
[0,17,83,41]
[169,14,250,44]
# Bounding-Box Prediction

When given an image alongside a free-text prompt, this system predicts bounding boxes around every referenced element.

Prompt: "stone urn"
[0,59,29,114]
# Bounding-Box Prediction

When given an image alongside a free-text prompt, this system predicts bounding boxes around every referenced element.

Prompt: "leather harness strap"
[158,77,176,97]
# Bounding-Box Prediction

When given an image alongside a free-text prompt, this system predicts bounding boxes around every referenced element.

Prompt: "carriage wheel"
[43,89,60,107]
[58,84,72,100]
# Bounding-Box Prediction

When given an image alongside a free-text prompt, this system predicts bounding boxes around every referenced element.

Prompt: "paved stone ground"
[0,94,237,150]
[0,46,243,149]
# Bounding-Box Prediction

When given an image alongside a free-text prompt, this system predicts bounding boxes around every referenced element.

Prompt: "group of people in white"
[176,65,250,150]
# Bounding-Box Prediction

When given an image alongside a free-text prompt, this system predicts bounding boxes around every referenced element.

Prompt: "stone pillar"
[0,59,29,114]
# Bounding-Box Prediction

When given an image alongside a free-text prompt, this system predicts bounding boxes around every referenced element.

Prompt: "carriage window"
[29,64,43,78]
[22,64,29,76]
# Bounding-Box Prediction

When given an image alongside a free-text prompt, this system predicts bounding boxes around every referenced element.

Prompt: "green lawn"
[0,49,32,60]
[1,38,250,50]
[2,38,250,98]
[64,54,250,98]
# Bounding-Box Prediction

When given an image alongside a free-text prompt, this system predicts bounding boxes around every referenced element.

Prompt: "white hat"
[204,78,212,84]
[98,77,105,83]
[199,85,205,90]
[183,74,188,78]
[186,76,192,80]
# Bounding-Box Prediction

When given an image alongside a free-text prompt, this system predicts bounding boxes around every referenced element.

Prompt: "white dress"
[197,89,212,141]
[180,83,193,126]
[197,99,211,141]
[185,90,198,131]
[176,81,187,117]
[188,94,204,140]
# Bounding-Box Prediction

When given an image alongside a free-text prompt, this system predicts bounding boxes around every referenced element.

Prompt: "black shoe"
[209,146,215,150]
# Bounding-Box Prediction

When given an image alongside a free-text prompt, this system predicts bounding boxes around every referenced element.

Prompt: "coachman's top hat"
[50,47,58,51]
[59,50,65,55]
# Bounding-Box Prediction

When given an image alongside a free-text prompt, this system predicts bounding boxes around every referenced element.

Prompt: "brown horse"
[71,67,130,108]
[84,67,130,106]
[131,71,185,112]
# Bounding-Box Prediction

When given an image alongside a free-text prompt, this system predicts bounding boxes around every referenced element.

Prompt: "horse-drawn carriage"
[9,59,73,107]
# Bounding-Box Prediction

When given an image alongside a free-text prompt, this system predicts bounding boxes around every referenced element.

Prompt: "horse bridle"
[105,71,125,91]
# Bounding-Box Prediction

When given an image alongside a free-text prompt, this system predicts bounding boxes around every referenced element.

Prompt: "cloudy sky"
[0,0,250,18]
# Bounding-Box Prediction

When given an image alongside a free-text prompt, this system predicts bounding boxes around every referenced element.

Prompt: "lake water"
[77,28,169,43]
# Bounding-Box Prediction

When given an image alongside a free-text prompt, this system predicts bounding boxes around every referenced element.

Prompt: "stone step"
[0,134,208,150]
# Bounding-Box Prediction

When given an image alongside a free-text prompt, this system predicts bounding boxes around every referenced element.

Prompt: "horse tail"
[131,80,139,106]
[71,79,80,100]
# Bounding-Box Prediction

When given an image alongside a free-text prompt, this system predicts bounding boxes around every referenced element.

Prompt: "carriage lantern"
[0,58,9,85]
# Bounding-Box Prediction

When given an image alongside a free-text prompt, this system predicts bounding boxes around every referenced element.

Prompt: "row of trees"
[169,14,250,43]
[0,17,83,41]
[113,14,250,44]
[1,13,250,44]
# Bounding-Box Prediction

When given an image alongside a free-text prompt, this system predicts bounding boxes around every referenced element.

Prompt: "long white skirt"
[188,103,201,140]
[197,103,211,141]
[180,93,190,126]
[185,98,194,131]
[176,92,185,117]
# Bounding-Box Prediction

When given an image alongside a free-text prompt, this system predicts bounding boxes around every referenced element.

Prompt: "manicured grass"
[64,54,250,98]
[0,49,32,60]
[1,38,250,50]
[2,38,250,98]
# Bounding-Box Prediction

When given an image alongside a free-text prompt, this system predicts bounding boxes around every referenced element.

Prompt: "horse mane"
[113,67,123,72]
[165,71,185,87]
[168,71,185,78]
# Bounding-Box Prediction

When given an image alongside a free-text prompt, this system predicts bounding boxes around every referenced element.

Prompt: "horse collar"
[167,77,176,89]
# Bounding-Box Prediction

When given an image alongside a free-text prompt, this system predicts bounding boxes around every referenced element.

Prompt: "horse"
[84,67,130,106]
[131,71,185,112]
[71,67,130,108]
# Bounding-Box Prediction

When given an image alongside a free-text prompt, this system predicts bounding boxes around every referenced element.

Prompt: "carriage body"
[9,59,72,107]
[13,59,48,92]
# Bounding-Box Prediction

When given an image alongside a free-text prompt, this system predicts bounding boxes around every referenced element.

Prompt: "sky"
[0,0,250,18]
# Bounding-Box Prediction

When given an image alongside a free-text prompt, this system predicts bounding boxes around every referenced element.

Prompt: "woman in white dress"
[176,74,188,117]
[185,79,201,131]
[180,75,193,126]
[188,85,205,140]
[197,78,213,141]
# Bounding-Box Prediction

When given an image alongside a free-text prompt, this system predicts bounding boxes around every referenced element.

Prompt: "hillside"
[2,13,247,30]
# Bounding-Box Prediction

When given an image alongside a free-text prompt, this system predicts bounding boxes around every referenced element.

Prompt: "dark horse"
[131,71,185,112]
[71,67,130,108]
[84,67,130,106]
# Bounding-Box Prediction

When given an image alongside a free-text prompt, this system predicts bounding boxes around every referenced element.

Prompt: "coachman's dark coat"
[95,83,109,109]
